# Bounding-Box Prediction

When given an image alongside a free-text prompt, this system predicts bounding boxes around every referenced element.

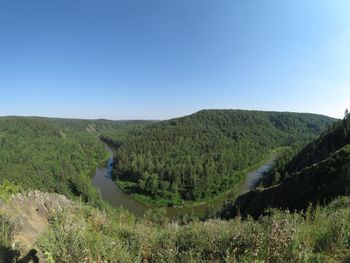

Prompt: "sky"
[0,0,349,120]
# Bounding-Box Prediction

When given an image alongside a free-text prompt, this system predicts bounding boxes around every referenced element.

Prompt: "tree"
[345,109,349,119]
[111,110,335,204]
[145,173,159,195]
[138,178,146,191]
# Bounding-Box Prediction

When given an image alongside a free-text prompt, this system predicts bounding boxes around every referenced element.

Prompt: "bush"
[0,181,22,200]
[36,196,350,262]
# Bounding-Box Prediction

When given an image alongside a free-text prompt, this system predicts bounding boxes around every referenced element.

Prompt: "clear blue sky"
[0,0,349,119]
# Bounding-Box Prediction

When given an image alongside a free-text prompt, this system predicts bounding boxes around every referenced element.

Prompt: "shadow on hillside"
[17,249,40,263]
[341,255,350,263]
[0,246,40,263]
[0,245,20,262]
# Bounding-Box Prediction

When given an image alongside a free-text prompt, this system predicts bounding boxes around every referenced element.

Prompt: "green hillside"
[2,112,350,263]
[106,110,335,206]
[0,116,150,204]
[228,116,350,219]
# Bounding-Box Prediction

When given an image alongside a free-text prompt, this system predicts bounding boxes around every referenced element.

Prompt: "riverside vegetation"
[105,110,334,206]
[0,117,150,205]
[2,110,350,262]
[225,112,350,220]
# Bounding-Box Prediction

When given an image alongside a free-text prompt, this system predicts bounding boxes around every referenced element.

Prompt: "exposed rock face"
[0,191,74,262]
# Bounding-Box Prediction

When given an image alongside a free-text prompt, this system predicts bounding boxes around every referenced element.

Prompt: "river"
[92,146,276,218]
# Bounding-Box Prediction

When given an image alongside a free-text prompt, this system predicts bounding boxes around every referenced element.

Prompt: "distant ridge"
[107,109,336,206]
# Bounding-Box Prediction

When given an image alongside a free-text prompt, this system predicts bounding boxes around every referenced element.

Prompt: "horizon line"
[0,108,340,122]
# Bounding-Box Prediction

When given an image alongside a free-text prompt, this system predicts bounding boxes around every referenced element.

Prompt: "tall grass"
[0,214,19,263]
[36,196,350,262]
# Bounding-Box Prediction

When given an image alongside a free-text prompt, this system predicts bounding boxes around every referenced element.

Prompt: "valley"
[91,144,279,218]
[104,110,334,207]
[2,1,349,261]
[2,110,350,262]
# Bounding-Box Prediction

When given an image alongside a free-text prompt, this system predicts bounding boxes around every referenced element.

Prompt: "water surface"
[92,147,147,217]
[92,146,276,218]
[241,155,276,193]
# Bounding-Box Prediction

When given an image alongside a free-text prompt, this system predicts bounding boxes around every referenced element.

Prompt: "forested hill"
[0,116,150,204]
[229,116,350,219]
[284,118,350,173]
[109,110,335,205]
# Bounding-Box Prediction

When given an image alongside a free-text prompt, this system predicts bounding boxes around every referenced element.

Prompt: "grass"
[0,181,21,262]
[2,180,350,262]
[35,195,350,262]
[0,215,17,263]
[0,180,23,200]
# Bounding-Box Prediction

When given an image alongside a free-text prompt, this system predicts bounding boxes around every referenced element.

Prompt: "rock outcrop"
[0,191,74,262]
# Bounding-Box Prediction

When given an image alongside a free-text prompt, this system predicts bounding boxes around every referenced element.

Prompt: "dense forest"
[0,116,149,204]
[106,110,335,205]
[2,112,350,262]
[224,115,350,219]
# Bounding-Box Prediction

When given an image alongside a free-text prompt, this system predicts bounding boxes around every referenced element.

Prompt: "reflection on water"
[92,148,148,217]
[92,146,276,218]
[241,155,276,193]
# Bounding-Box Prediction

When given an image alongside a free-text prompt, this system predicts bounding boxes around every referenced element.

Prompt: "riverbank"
[114,147,286,209]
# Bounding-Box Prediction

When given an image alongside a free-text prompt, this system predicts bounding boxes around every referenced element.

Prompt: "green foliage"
[0,215,19,262]
[260,145,302,187]
[0,116,150,205]
[37,195,350,262]
[0,181,22,200]
[38,208,137,263]
[143,208,169,226]
[230,118,350,219]
[107,110,334,205]
[0,181,21,261]
[284,117,350,174]
[1,113,348,262]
